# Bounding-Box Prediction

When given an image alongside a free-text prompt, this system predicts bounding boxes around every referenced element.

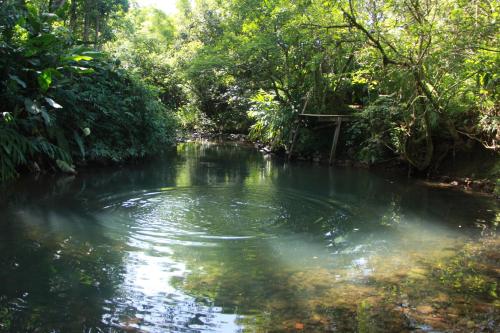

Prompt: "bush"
[53,61,177,162]
[345,96,405,164]
[0,4,176,182]
[247,91,295,148]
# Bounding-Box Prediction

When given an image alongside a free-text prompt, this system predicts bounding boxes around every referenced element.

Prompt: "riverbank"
[178,132,499,198]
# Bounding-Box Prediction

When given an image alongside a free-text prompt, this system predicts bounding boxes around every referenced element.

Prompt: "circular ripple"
[96,185,351,250]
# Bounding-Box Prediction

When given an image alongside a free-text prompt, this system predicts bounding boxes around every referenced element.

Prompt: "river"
[0,142,498,332]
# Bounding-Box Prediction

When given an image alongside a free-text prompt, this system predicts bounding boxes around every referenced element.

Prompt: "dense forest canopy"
[0,0,498,182]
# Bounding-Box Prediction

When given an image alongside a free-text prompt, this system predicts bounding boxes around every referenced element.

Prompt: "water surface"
[0,142,498,332]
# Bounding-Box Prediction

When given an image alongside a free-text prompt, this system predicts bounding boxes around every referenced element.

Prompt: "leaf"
[41,13,59,20]
[81,51,104,58]
[55,1,70,17]
[73,131,85,159]
[82,127,91,137]
[54,128,70,153]
[1,112,14,123]
[27,58,41,66]
[56,160,76,174]
[62,55,93,62]
[44,97,63,109]
[9,75,27,88]
[40,109,52,126]
[38,69,53,92]
[32,33,58,48]
[24,99,42,114]
[23,47,38,58]
[70,66,95,74]
[26,3,38,17]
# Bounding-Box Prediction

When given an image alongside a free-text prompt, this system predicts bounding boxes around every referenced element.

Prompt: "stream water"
[0,142,498,332]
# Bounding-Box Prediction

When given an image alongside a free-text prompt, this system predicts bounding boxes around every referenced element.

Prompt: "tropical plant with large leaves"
[0,2,176,182]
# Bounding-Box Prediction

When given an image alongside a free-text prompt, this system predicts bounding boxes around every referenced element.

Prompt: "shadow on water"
[0,142,498,332]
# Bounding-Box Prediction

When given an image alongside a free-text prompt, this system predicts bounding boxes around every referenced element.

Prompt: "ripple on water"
[95,184,357,331]
[96,185,351,250]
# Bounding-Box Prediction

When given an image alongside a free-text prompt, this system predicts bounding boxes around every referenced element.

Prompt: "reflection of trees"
[175,142,262,187]
[271,161,498,250]
[0,151,182,332]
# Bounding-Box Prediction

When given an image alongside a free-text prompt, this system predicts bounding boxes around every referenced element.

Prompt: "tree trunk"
[414,70,462,145]
[83,9,89,43]
[69,0,78,32]
[94,13,100,49]
[404,111,434,171]
[404,78,435,171]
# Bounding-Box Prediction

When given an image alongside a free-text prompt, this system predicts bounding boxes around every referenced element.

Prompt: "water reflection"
[0,142,498,332]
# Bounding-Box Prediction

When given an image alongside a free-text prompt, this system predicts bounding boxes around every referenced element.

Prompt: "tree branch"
[340,6,408,67]
[300,23,351,30]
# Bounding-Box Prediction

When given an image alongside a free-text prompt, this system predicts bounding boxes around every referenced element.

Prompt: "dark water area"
[0,142,498,332]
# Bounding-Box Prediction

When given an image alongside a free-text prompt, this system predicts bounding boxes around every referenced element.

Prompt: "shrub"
[0,4,176,182]
[247,91,295,148]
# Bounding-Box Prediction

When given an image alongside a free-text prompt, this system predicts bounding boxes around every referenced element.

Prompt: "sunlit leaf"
[41,13,59,21]
[37,69,53,92]
[56,159,76,174]
[70,66,95,74]
[81,51,104,58]
[44,97,63,109]
[82,127,91,137]
[1,112,14,123]
[62,55,93,62]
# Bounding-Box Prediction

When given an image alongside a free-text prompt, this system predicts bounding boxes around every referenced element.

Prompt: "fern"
[0,127,31,182]
[0,127,73,182]
[30,137,71,163]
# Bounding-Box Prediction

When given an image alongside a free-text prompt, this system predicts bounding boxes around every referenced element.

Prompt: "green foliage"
[2,0,499,180]
[176,103,214,132]
[346,96,405,164]
[106,8,185,110]
[0,3,176,182]
[53,60,177,162]
[167,0,498,169]
[248,91,294,147]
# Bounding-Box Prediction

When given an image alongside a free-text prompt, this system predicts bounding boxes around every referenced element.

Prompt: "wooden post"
[329,118,342,165]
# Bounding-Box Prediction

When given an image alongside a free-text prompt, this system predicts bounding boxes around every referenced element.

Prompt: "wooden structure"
[288,113,355,165]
